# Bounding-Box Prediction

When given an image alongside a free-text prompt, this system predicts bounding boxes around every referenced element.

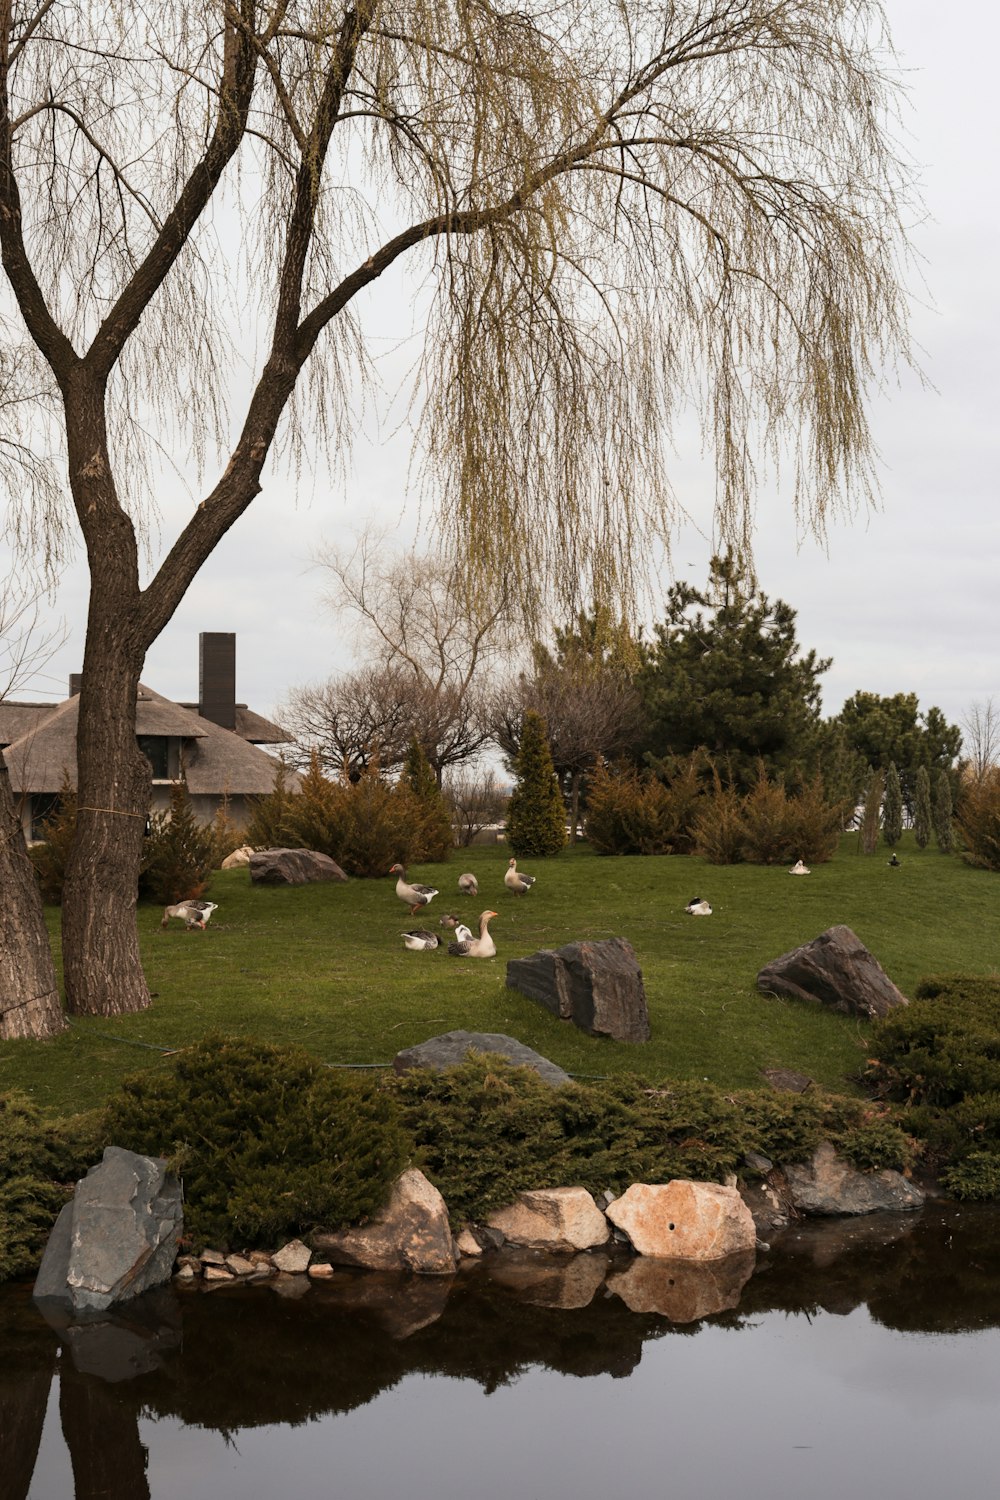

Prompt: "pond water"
[4,1203,1000,1500]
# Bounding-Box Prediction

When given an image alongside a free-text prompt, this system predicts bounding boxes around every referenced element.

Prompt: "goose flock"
[390,858,538,960]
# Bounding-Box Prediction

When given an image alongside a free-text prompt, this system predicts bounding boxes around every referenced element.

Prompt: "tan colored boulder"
[313,1168,457,1275]
[272,1239,312,1274]
[486,1187,609,1252]
[221,845,254,869]
[606,1180,756,1261]
[224,1254,257,1277]
[607,1251,756,1321]
[455,1229,483,1257]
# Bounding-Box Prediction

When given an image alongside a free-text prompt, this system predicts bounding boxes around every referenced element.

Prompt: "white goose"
[400,929,440,951]
[504,858,536,896]
[458,871,479,896]
[447,909,498,958]
[389,863,439,915]
[684,897,713,916]
[789,859,811,876]
[161,900,218,931]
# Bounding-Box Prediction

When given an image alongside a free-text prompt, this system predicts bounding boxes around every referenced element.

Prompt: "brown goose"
[161,900,218,931]
[447,910,498,958]
[389,863,439,915]
[504,858,536,895]
[458,871,479,896]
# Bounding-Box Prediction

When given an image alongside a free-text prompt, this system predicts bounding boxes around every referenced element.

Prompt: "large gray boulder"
[781,1141,925,1216]
[249,847,348,885]
[506,937,650,1042]
[393,1030,571,1086]
[33,1147,183,1312]
[756,924,909,1019]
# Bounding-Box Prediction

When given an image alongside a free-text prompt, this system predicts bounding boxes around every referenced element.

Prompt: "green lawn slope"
[2,835,996,1116]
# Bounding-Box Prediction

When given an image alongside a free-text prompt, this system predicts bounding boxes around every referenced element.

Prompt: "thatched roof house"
[1,633,289,840]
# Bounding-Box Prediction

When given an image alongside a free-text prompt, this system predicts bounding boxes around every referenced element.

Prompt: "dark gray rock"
[756,924,909,1019]
[781,1141,925,1216]
[506,938,650,1042]
[33,1146,183,1313]
[249,847,348,885]
[393,1030,571,1086]
[761,1067,814,1094]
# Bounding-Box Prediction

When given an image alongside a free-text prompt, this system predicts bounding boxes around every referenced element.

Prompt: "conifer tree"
[141,779,215,905]
[403,740,454,863]
[933,769,955,853]
[506,712,567,859]
[858,767,884,855]
[882,763,904,847]
[913,765,932,850]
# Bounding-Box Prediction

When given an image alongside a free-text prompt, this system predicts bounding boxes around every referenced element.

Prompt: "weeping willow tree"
[0,0,917,1021]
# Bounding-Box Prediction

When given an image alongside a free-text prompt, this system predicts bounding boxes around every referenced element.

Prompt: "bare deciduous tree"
[443,767,509,848]
[280,662,491,782]
[490,660,643,838]
[1,1,917,1016]
[962,698,999,783]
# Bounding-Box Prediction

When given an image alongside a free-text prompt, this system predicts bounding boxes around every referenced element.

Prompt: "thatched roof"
[3,684,286,796]
[0,701,54,747]
[177,702,290,744]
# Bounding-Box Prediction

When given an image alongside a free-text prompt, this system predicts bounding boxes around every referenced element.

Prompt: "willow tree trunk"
[60,581,152,1017]
[0,760,65,1039]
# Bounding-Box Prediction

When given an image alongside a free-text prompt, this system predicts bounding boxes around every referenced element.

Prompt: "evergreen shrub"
[912,765,932,850]
[402,740,454,862]
[140,778,216,904]
[104,1035,410,1249]
[0,1093,104,1281]
[933,768,955,853]
[882,762,904,847]
[866,976,1000,1197]
[955,768,1000,870]
[29,774,77,904]
[393,1057,914,1223]
[584,756,701,855]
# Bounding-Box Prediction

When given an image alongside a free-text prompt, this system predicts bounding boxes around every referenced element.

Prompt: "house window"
[31,792,62,842]
[137,735,171,779]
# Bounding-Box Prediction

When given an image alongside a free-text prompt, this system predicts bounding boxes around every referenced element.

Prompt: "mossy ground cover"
[2,834,997,1117]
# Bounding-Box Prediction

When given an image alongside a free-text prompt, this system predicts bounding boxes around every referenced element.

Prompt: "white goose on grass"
[400,930,440,951]
[161,900,218,931]
[504,858,536,895]
[789,859,811,876]
[389,863,439,915]
[684,897,713,916]
[447,910,498,958]
[458,871,479,896]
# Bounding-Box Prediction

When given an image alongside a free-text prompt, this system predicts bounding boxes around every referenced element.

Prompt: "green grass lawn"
[2,835,997,1116]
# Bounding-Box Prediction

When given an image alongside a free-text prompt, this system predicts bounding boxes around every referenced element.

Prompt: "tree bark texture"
[0,760,65,1039]
[61,636,152,1017]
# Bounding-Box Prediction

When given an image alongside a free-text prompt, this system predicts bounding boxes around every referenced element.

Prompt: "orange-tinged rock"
[606,1180,756,1261]
[486,1187,609,1251]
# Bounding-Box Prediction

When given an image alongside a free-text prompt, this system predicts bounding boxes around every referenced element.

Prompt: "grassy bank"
[2,834,996,1118]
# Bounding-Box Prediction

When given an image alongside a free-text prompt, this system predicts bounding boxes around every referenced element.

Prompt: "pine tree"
[30,773,78,905]
[141,778,215,904]
[403,740,454,863]
[245,759,297,849]
[933,769,954,853]
[882,762,903,847]
[505,711,567,858]
[913,765,932,849]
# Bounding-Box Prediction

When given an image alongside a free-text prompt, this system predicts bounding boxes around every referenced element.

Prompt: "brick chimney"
[198,632,236,730]
[69,673,83,697]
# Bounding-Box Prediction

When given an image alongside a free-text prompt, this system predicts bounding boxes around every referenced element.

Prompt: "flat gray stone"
[393,1030,571,1086]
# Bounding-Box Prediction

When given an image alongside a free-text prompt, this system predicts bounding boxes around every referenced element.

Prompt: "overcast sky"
[5,1,997,738]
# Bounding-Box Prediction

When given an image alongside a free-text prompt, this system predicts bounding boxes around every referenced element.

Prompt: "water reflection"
[4,1204,1000,1499]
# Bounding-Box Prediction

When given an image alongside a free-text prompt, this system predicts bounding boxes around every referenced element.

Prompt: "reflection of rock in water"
[607,1251,756,1322]
[315,1269,454,1338]
[485,1248,611,1309]
[35,1287,182,1381]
